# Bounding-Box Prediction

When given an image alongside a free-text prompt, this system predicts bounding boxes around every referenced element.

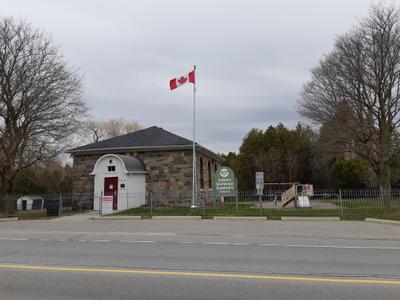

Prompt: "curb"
[0,217,18,222]
[281,217,341,221]
[365,218,400,226]
[91,216,142,220]
[151,216,202,220]
[213,216,266,221]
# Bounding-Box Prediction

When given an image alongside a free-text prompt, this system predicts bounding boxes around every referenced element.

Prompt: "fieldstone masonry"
[72,149,221,206]
[72,154,99,195]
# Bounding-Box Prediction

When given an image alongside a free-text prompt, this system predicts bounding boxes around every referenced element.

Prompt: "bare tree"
[299,5,400,189]
[0,17,86,193]
[84,118,141,143]
[85,120,105,143]
[102,118,141,138]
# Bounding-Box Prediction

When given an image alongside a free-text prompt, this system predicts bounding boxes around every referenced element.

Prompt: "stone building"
[68,126,223,209]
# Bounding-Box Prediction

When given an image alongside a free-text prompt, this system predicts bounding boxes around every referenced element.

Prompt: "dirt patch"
[260,200,338,209]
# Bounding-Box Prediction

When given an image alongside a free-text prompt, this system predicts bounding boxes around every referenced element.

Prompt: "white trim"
[69,144,224,163]
[90,154,148,175]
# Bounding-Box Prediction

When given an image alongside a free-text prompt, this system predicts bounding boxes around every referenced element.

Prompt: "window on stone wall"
[208,161,212,189]
[108,166,115,172]
[200,157,204,189]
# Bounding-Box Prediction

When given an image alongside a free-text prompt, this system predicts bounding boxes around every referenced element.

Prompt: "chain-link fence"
[0,194,94,219]
[1,189,400,219]
[113,189,400,219]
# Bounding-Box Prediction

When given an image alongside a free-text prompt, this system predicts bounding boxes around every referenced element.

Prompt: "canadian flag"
[170,70,195,90]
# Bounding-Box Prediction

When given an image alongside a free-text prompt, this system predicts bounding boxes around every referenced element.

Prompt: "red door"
[104,177,118,210]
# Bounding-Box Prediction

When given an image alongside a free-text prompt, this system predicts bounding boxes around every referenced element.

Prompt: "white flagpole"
[191,65,197,208]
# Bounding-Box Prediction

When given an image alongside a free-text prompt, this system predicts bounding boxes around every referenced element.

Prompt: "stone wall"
[72,149,221,207]
[135,150,193,205]
[72,154,101,195]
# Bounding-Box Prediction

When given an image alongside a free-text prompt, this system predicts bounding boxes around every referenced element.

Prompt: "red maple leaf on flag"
[178,76,187,84]
[170,69,195,90]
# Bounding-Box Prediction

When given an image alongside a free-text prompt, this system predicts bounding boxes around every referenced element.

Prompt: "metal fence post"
[235,192,239,213]
[259,193,262,216]
[202,190,205,215]
[100,191,103,216]
[150,192,153,216]
[18,194,22,217]
[212,189,216,208]
[339,189,343,218]
[58,193,62,216]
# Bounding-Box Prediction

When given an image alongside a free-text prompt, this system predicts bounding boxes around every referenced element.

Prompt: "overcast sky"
[1,0,383,153]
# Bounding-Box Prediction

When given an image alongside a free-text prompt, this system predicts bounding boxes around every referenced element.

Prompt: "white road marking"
[119,240,155,243]
[132,232,176,236]
[119,240,137,243]
[258,243,400,250]
[1,236,398,251]
[202,242,230,245]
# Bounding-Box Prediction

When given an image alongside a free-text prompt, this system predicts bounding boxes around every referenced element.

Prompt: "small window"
[108,166,115,172]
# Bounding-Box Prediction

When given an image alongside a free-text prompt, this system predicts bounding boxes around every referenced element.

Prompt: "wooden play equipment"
[281,183,313,208]
[264,182,313,208]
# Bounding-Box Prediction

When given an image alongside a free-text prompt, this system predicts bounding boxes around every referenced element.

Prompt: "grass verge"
[112,204,400,220]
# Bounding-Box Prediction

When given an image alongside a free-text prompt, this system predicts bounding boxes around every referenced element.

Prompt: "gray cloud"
[2,0,377,153]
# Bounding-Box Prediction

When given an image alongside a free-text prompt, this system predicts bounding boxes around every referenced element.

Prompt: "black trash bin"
[46,201,60,217]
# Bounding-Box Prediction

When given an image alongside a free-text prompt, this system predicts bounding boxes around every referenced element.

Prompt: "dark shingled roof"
[69,126,192,152]
[68,126,224,162]
[115,154,147,173]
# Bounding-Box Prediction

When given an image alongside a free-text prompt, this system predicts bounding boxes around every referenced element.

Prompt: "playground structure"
[264,182,313,208]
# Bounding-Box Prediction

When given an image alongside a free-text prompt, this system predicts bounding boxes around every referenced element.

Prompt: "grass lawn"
[114,205,339,218]
[1,207,80,220]
[13,209,47,220]
[113,200,400,220]
[334,197,400,209]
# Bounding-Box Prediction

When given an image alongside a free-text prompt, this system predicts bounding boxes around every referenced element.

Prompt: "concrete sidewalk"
[366,218,400,226]
[50,211,99,221]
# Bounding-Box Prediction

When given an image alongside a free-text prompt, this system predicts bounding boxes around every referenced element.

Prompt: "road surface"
[0,218,399,299]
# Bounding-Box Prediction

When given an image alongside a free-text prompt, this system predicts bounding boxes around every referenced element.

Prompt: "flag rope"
[191,65,197,208]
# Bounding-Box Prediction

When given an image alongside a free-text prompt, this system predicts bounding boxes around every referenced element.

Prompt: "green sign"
[213,167,238,197]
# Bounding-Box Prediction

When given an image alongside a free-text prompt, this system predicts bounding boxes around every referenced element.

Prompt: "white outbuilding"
[90,154,148,211]
[16,195,45,211]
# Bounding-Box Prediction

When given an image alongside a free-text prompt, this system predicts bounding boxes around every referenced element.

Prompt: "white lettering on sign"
[214,167,237,198]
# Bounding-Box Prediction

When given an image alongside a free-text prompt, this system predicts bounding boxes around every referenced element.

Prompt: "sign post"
[212,167,238,208]
[255,172,264,195]
[255,172,264,214]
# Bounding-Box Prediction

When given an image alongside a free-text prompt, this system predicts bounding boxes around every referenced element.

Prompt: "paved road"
[0,218,399,299]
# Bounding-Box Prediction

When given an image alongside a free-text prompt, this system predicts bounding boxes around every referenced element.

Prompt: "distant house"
[68,126,223,211]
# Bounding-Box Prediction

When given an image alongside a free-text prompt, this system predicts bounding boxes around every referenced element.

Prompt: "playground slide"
[281,186,296,207]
